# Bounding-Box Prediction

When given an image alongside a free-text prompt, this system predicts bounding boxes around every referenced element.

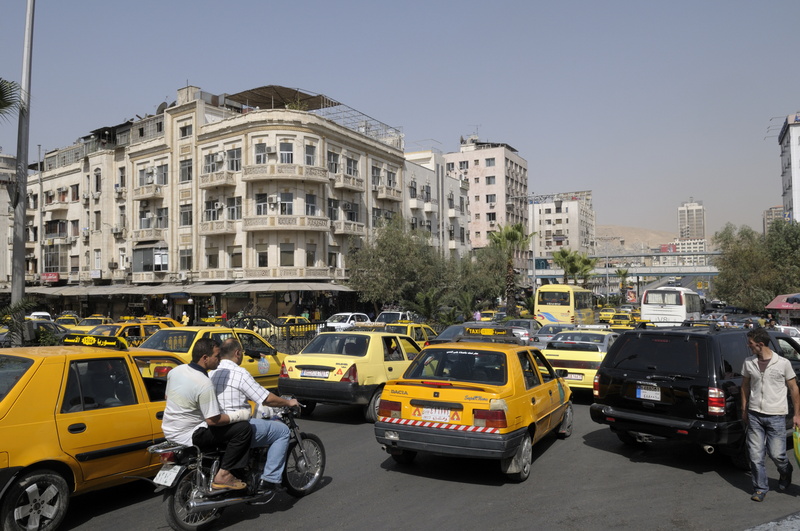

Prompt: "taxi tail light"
[153,366,172,378]
[279,362,288,378]
[708,387,725,416]
[473,409,507,428]
[340,365,358,384]
[378,399,401,419]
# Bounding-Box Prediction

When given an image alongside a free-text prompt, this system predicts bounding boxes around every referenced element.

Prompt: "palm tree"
[616,268,629,292]
[0,78,20,121]
[551,248,579,284]
[452,291,479,322]
[577,255,598,288]
[488,223,533,318]
[402,288,441,323]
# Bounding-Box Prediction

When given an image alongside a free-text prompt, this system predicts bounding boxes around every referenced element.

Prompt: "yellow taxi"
[598,308,616,323]
[133,326,285,389]
[479,310,499,321]
[277,315,316,338]
[87,321,169,347]
[54,312,81,327]
[146,316,183,328]
[69,314,115,333]
[540,328,619,390]
[609,312,636,330]
[384,321,438,345]
[278,330,422,421]
[0,334,184,530]
[374,325,573,482]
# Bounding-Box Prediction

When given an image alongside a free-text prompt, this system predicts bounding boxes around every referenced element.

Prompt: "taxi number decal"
[257,357,271,375]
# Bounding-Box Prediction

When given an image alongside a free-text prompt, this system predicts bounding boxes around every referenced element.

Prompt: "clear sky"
[2,1,799,236]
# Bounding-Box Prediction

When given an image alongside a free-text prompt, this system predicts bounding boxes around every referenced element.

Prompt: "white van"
[27,311,53,321]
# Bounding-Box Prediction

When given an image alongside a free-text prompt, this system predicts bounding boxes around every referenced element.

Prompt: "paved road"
[60,394,800,530]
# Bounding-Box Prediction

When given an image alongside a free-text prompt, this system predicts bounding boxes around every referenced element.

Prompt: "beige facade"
[531,191,595,259]
[22,85,409,292]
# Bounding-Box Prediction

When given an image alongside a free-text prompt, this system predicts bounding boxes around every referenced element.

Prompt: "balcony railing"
[332,173,364,190]
[242,163,330,184]
[377,185,402,202]
[131,227,166,241]
[199,219,237,235]
[242,215,330,232]
[199,170,236,189]
[331,220,366,236]
[132,184,165,201]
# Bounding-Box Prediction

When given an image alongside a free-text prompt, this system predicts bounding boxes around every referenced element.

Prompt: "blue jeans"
[248,418,290,483]
[746,411,792,493]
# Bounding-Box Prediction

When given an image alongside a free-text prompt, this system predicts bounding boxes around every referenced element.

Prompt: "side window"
[517,351,541,389]
[414,328,424,341]
[61,359,137,412]
[776,338,800,362]
[531,349,557,382]
[383,337,402,361]
[399,337,421,360]
[238,332,272,356]
[718,334,750,378]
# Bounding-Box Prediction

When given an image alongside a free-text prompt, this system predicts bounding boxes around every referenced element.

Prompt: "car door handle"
[531,397,536,405]
[549,390,553,396]
[156,411,164,420]
[68,423,86,434]
[388,367,394,371]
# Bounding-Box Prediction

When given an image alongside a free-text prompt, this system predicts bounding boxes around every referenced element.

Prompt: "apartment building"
[20,85,411,316]
[677,198,706,239]
[531,190,595,259]
[763,205,785,233]
[403,149,470,257]
[778,115,800,222]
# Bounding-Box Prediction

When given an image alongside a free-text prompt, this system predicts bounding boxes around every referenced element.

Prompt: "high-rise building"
[763,205,785,233]
[778,115,800,221]
[677,198,706,239]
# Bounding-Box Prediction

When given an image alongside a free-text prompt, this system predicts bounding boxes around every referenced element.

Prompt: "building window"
[255,143,269,165]
[280,193,293,215]
[279,142,293,164]
[372,166,382,186]
[94,249,102,270]
[485,157,495,167]
[446,162,454,172]
[205,200,219,221]
[306,244,316,267]
[486,194,496,204]
[257,245,268,267]
[408,181,417,198]
[305,145,316,166]
[204,153,222,174]
[327,151,340,173]
[487,212,497,222]
[179,160,192,183]
[206,250,218,269]
[255,193,269,216]
[346,157,359,177]
[474,195,480,203]
[305,194,317,216]
[156,207,168,228]
[486,175,495,185]
[179,124,193,138]
[179,204,192,226]
[474,177,479,184]
[227,148,241,171]
[70,184,79,202]
[227,196,242,220]
[459,161,469,171]
[280,243,294,267]
[328,252,337,268]
[118,167,126,189]
[387,170,397,188]
[156,164,168,185]
[179,249,192,270]
[229,246,242,268]
[94,171,102,192]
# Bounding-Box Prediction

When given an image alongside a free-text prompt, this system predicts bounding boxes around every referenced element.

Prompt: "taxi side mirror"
[555,369,569,379]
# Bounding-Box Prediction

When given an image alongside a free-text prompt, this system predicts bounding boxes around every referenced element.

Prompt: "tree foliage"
[488,223,532,318]
[0,78,20,121]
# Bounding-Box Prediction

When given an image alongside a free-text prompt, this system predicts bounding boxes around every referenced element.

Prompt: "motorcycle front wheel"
[283,433,326,497]
[166,470,222,531]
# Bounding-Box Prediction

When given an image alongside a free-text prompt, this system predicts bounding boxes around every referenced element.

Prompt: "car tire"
[301,401,317,416]
[1,469,70,531]
[365,387,383,423]
[391,450,417,465]
[505,433,532,482]
[556,401,574,439]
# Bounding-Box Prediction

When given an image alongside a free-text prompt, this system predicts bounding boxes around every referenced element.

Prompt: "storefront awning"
[766,294,800,311]
[21,280,353,297]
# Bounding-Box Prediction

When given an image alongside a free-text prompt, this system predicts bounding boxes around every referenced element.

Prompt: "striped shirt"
[210,358,269,413]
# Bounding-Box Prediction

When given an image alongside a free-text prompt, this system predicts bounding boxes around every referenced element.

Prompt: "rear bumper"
[589,403,744,448]
[277,378,378,405]
[374,420,527,459]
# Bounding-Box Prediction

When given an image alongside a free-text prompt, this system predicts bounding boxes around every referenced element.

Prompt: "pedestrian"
[181,311,190,326]
[473,309,481,321]
[313,307,321,321]
[741,327,800,502]
[301,308,310,319]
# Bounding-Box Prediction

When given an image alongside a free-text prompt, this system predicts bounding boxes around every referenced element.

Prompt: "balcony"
[240,267,333,280]
[332,173,364,191]
[242,163,330,184]
[424,200,437,213]
[377,185,402,202]
[331,220,366,236]
[449,240,458,250]
[132,184,165,201]
[197,269,237,281]
[199,170,236,189]
[44,201,68,212]
[409,198,422,210]
[131,227,166,241]
[448,207,459,218]
[242,215,330,232]
[114,187,127,199]
[199,219,237,235]
[132,271,170,283]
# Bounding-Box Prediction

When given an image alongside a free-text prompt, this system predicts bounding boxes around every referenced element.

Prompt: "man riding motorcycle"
[210,338,299,495]
[161,337,253,491]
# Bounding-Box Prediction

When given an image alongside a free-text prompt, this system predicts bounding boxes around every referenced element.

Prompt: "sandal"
[211,480,247,491]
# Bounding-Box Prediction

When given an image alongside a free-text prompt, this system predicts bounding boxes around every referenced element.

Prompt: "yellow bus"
[533,284,595,325]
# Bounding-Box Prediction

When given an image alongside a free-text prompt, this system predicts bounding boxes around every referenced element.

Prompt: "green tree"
[552,248,580,284]
[576,255,598,288]
[521,295,536,317]
[0,78,20,121]
[488,224,533,318]
[402,288,442,322]
[713,223,779,311]
[616,268,629,292]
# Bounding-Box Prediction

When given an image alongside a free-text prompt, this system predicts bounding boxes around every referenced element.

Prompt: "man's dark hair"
[219,338,242,360]
[191,337,219,363]
[747,327,771,347]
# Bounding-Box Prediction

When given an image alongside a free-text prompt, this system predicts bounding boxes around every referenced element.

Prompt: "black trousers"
[192,421,252,472]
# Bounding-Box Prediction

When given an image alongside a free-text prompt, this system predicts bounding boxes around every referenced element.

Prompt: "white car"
[325,312,372,331]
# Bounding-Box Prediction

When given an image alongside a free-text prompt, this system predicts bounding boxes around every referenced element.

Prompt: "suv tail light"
[279,362,288,378]
[340,365,358,384]
[708,387,725,415]
[593,374,600,397]
[378,399,401,418]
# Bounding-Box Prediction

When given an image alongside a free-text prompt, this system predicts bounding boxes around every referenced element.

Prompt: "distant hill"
[596,225,678,252]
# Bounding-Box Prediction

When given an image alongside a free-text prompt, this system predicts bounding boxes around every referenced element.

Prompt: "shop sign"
[41,272,60,283]
[223,292,249,298]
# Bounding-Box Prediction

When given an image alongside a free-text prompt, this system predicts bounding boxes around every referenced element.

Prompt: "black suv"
[590,326,800,466]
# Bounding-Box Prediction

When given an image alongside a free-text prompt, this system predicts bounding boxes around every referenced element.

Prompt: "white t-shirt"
[162,364,221,446]
[210,358,269,412]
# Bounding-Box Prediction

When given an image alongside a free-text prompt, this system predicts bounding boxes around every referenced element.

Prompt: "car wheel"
[1,469,69,531]
[391,450,417,465]
[505,433,532,482]
[300,401,317,416]
[556,401,574,439]
[364,387,383,423]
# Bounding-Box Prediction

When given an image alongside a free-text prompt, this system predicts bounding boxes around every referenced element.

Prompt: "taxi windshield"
[405,348,507,384]
[0,355,34,402]
[301,333,369,356]
[327,314,349,323]
[139,329,199,353]
[90,325,122,336]
[79,318,106,326]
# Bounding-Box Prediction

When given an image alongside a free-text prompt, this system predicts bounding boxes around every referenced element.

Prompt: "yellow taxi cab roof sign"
[464,326,513,336]
[62,333,129,350]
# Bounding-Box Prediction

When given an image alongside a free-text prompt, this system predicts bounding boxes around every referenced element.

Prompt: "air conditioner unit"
[489,221,496,226]
[145,176,154,184]
[215,153,225,162]
[115,190,123,197]
[214,201,223,210]
[140,200,149,207]
[372,185,379,192]
[108,261,118,269]
[145,213,155,219]
[27,220,33,226]
[342,202,352,211]
[178,272,187,281]
[489,202,496,208]
[146,166,155,174]
[112,226,122,234]
[264,146,276,154]
[267,195,278,204]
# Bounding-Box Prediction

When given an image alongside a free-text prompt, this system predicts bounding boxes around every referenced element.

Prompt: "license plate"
[153,464,184,487]
[565,373,583,380]
[636,385,661,401]
[301,369,329,378]
[422,407,451,422]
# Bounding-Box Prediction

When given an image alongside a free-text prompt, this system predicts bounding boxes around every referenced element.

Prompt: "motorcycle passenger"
[161,337,253,491]
[210,338,299,495]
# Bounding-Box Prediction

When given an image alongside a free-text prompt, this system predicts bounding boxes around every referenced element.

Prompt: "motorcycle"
[147,405,325,531]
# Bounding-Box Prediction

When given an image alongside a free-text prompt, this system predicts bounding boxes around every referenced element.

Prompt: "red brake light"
[593,374,600,397]
[340,365,358,383]
[153,366,172,378]
[473,409,507,428]
[159,451,178,464]
[378,399,401,418]
[708,387,725,415]
[279,362,288,378]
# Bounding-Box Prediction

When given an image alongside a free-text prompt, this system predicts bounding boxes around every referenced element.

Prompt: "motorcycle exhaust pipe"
[187,492,271,514]
[702,445,715,454]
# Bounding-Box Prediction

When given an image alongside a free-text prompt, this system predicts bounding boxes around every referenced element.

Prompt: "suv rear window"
[0,355,34,402]
[604,334,708,376]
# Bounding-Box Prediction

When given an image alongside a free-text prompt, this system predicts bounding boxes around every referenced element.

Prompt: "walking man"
[742,328,800,501]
